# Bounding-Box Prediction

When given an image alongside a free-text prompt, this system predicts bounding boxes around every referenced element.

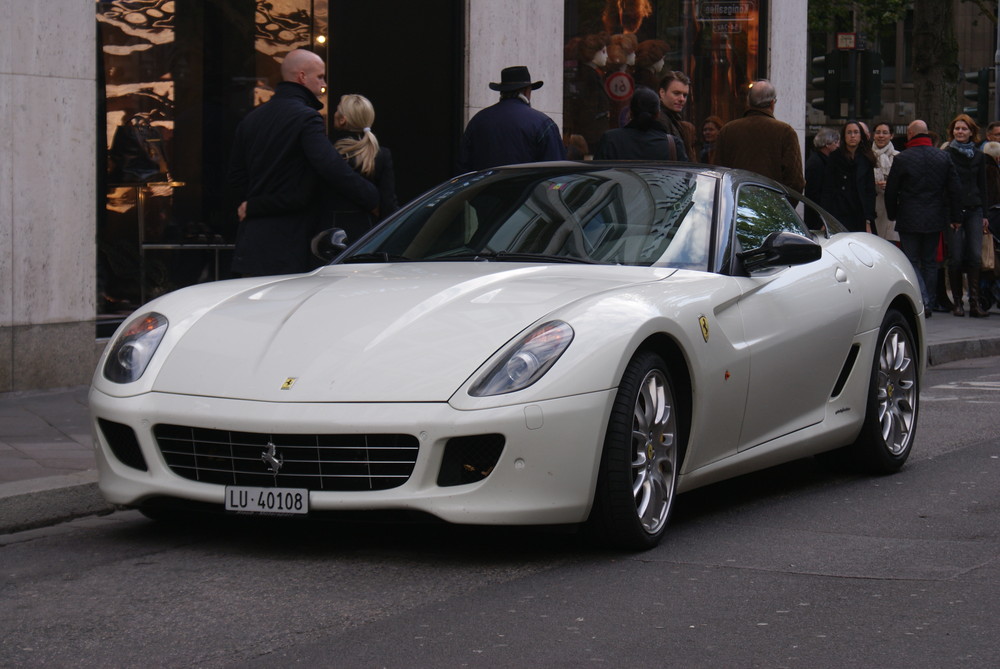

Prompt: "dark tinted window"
[735,185,810,251]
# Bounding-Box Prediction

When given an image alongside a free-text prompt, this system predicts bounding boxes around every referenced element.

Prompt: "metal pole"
[994,0,999,122]
[854,49,861,120]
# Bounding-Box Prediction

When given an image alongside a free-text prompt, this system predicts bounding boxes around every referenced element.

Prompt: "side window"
[734,185,810,251]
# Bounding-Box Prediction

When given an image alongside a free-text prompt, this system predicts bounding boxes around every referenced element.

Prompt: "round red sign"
[604,71,634,102]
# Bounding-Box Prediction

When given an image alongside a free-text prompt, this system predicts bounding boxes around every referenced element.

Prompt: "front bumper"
[89,388,616,526]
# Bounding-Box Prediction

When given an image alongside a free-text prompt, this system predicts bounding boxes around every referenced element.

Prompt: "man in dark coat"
[457,66,565,173]
[229,49,378,277]
[713,79,805,193]
[885,119,963,314]
[655,70,695,159]
[804,127,839,229]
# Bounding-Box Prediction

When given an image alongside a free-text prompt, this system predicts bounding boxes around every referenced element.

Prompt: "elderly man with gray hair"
[803,128,840,229]
[713,79,805,193]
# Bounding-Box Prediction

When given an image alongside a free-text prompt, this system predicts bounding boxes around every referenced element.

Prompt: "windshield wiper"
[341,252,411,263]
[435,250,598,264]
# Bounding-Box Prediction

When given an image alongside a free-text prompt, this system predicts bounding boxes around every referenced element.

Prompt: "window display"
[96,0,327,320]
[564,0,763,159]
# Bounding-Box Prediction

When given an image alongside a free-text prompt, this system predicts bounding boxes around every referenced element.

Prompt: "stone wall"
[0,1,99,391]
[464,0,565,130]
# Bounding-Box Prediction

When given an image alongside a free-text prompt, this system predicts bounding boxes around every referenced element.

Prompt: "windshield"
[340,166,717,269]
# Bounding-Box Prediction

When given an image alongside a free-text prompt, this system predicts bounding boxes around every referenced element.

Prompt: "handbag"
[109,112,170,183]
[983,231,996,272]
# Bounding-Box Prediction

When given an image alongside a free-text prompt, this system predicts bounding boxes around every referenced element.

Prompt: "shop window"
[564,0,763,158]
[96,0,328,327]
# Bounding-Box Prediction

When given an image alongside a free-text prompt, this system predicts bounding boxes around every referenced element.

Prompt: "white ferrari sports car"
[91,163,924,550]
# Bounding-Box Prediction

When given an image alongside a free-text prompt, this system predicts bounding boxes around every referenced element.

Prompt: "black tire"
[138,505,190,523]
[848,308,919,473]
[137,499,215,524]
[589,350,680,550]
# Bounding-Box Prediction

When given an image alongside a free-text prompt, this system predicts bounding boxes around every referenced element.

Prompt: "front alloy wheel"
[590,351,680,550]
[632,368,676,534]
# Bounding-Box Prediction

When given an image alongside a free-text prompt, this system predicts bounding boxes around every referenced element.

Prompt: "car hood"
[151,263,674,402]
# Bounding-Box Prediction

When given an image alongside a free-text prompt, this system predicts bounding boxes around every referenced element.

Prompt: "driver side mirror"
[737,231,821,273]
[311,228,348,262]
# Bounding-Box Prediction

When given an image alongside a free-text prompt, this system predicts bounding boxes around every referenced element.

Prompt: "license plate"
[225,486,308,515]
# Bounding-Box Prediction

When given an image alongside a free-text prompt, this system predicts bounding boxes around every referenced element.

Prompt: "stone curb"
[0,471,114,535]
[926,337,1000,367]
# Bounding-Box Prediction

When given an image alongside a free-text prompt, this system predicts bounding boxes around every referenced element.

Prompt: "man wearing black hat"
[457,66,565,173]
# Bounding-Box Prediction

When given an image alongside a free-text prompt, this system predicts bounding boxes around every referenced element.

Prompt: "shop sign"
[696,0,756,22]
[836,32,857,50]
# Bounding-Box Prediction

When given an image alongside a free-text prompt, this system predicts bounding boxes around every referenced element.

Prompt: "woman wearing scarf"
[820,120,877,233]
[872,121,900,242]
[944,114,990,317]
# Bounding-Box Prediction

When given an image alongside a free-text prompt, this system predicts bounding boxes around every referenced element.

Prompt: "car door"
[728,184,863,450]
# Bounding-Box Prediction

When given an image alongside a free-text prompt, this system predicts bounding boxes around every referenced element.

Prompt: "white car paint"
[89,164,926,545]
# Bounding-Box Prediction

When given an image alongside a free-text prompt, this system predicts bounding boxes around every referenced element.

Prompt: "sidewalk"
[3,313,1000,534]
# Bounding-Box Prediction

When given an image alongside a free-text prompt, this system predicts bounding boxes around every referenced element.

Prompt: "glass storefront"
[96,0,328,323]
[564,0,765,157]
[94,1,460,332]
[98,1,755,325]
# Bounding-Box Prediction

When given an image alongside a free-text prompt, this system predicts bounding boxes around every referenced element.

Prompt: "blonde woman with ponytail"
[333,94,398,224]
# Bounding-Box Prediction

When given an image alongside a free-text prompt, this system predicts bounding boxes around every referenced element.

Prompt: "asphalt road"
[2,357,999,668]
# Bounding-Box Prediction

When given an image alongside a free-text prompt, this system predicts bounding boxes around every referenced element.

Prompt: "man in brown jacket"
[713,79,805,193]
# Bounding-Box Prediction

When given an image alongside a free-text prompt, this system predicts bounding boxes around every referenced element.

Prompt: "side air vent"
[98,418,148,471]
[437,434,505,487]
[831,344,862,398]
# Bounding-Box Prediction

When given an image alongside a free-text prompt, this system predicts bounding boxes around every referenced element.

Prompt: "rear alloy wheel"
[850,309,918,473]
[590,351,679,550]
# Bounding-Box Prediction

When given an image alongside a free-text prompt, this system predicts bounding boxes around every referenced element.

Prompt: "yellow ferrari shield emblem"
[699,316,709,342]
[280,377,297,390]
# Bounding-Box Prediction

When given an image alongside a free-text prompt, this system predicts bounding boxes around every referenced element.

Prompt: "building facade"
[1,0,805,392]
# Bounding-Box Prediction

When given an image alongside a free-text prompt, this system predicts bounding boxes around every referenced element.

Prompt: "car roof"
[477,160,794,195]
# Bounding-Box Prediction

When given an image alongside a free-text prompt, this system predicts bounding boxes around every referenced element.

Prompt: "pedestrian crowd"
[561,41,1000,320]
[227,47,1000,320]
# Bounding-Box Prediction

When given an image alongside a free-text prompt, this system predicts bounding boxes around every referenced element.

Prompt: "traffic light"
[812,49,883,120]
[963,68,991,126]
[859,51,882,119]
[811,51,844,118]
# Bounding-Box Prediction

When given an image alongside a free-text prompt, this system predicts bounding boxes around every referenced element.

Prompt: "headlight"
[470,321,574,397]
[103,312,168,383]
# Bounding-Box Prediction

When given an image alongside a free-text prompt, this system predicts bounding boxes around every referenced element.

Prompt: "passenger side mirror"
[737,231,821,273]
[311,228,348,262]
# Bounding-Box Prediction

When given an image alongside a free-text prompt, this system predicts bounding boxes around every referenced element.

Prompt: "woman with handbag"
[594,86,687,161]
[943,114,990,317]
[979,141,1000,311]
[872,121,900,242]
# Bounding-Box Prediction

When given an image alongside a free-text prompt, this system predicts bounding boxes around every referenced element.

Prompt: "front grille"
[153,425,418,491]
